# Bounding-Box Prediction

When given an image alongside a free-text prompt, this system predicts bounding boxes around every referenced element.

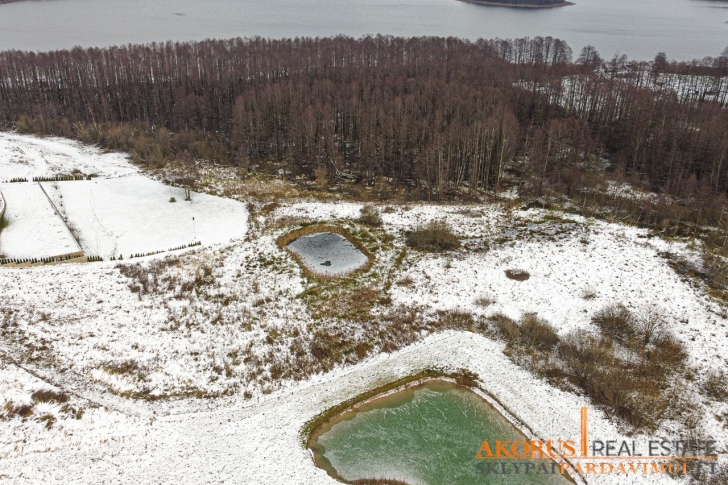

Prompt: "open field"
[0,134,248,260]
[44,176,249,259]
[0,132,137,180]
[0,183,79,259]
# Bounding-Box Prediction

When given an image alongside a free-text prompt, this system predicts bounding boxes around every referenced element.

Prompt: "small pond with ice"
[287,232,368,276]
[310,380,574,485]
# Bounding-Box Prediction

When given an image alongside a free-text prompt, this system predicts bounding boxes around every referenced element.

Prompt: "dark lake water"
[0,0,726,60]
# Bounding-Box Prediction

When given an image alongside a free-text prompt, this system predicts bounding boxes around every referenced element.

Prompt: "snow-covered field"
[0,132,137,180]
[1,134,727,484]
[0,134,248,259]
[44,177,249,259]
[0,183,80,258]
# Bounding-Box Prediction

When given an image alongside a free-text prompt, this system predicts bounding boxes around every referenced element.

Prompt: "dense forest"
[1,36,727,235]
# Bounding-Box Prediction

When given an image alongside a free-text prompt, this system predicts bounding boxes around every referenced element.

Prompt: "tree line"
[0,35,726,224]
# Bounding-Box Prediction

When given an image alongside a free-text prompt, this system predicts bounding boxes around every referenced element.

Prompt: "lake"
[310,380,574,485]
[0,0,726,60]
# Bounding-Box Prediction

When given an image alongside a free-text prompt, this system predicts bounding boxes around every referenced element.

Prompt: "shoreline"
[457,0,575,8]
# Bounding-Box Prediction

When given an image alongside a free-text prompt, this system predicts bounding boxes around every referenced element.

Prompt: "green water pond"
[310,380,574,485]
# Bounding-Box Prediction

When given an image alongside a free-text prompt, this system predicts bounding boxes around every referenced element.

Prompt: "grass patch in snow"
[662,250,728,306]
[405,220,460,252]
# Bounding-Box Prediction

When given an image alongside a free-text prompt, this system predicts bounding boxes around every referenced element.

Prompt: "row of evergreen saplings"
[108,241,201,261]
[3,175,92,183]
[0,254,103,265]
[32,174,91,182]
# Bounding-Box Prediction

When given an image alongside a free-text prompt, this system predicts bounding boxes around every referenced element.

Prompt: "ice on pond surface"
[287,232,368,276]
[311,380,574,485]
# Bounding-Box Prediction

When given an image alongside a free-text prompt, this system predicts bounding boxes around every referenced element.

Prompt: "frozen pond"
[310,380,573,485]
[287,232,368,276]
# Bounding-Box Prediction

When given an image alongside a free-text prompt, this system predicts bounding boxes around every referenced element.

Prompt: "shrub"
[490,312,520,342]
[169,197,176,202]
[518,314,560,351]
[592,303,635,343]
[557,330,686,431]
[641,332,687,376]
[3,401,34,418]
[702,370,728,401]
[359,205,382,227]
[405,221,460,252]
[505,269,530,281]
[435,309,475,331]
[31,389,69,404]
[491,313,559,351]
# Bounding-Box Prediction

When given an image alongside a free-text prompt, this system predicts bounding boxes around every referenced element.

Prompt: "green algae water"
[310,380,573,485]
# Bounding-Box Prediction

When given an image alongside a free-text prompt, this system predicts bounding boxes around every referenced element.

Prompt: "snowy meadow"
[1,134,727,484]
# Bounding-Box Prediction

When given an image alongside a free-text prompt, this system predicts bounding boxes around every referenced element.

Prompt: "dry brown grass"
[702,370,728,402]
[405,221,460,252]
[116,256,214,296]
[31,389,69,404]
[3,402,33,419]
[359,205,383,227]
[486,305,690,432]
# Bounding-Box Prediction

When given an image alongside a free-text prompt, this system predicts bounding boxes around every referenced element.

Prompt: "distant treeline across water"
[0,36,727,227]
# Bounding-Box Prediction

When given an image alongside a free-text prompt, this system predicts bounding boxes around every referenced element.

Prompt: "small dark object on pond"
[321,261,332,266]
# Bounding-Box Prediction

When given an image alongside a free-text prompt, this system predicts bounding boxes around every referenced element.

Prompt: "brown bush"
[505,269,530,281]
[518,314,560,351]
[435,309,475,331]
[491,313,558,352]
[359,205,383,227]
[405,221,460,252]
[3,402,33,418]
[641,333,687,377]
[557,332,680,431]
[31,389,69,404]
[702,370,728,401]
[591,304,635,344]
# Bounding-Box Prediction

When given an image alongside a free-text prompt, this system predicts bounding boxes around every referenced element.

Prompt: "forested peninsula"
[459,0,574,8]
